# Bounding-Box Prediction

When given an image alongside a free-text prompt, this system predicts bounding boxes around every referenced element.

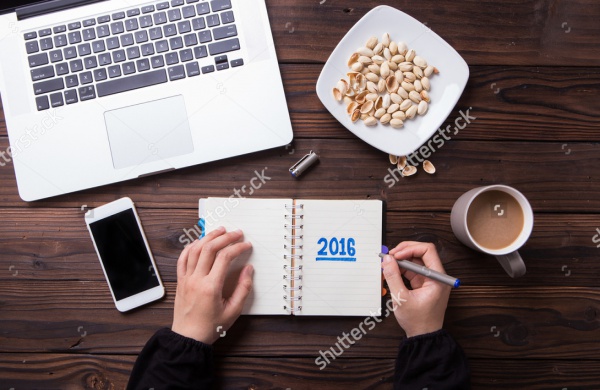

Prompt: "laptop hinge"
[17,0,106,21]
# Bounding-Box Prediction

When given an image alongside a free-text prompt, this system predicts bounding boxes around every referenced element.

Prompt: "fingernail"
[217,226,225,232]
[234,228,243,235]
[247,265,254,276]
[383,255,393,263]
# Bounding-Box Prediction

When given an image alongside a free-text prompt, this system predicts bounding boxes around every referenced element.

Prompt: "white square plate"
[316,6,469,156]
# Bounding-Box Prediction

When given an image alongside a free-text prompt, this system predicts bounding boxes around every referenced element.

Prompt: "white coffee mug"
[450,185,534,278]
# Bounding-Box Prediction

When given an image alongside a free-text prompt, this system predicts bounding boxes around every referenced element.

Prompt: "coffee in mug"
[451,185,534,278]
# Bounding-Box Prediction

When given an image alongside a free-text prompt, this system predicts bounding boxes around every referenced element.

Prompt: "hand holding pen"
[381,241,455,338]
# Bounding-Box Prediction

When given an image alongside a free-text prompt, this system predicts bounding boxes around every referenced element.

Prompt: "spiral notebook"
[198,198,382,316]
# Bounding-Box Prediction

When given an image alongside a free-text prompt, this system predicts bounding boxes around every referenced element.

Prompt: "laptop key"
[137,58,151,71]
[122,62,136,75]
[78,43,92,56]
[36,95,50,111]
[182,5,196,18]
[151,55,165,68]
[55,62,69,75]
[179,49,193,62]
[156,40,169,53]
[230,58,243,67]
[79,85,96,101]
[208,37,239,55]
[192,17,205,30]
[196,3,210,15]
[31,65,55,81]
[33,78,64,95]
[168,9,182,22]
[135,30,149,43]
[64,47,77,59]
[149,27,163,40]
[157,2,170,10]
[111,21,125,35]
[221,11,234,24]
[24,32,37,40]
[113,49,126,62]
[53,25,67,34]
[121,33,134,47]
[164,24,177,37]
[50,92,64,107]
[54,34,68,47]
[26,41,39,54]
[97,15,111,24]
[94,68,108,81]
[206,14,219,27]
[141,43,155,56]
[83,28,96,41]
[68,31,82,44]
[201,65,214,74]
[184,33,198,47]
[198,30,212,43]
[112,12,126,20]
[214,55,227,64]
[171,0,185,6]
[216,62,229,71]
[126,19,139,31]
[80,71,93,84]
[96,69,168,97]
[170,36,184,50]
[185,61,200,77]
[193,45,207,58]
[106,37,120,50]
[40,38,53,50]
[108,65,121,78]
[83,19,96,27]
[68,22,81,30]
[213,25,236,40]
[140,15,153,28]
[98,53,112,65]
[165,52,179,65]
[39,28,52,37]
[128,8,141,17]
[142,5,155,14]
[178,20,192,33]
[168,65,185,81]
[65,89,78,104]
[70,59,83,72]
[210,0,231,11]
[154,12,168,25]
[29,53,49,67]
[127,46,141,59]
[92,40,106,53]
[65,75,79,88]
[84,56,97,69]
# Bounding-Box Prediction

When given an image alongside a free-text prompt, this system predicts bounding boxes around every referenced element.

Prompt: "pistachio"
[364,116,378,126]
[399,62,413,72]
[392,111,406,120]
[423,160,436,174]
[402,165,417,176]
[382,94,391,109]
[390,118,404,129]
[417,100,428,115]
[421,77,430,91]
[399,99,413,111]
[381,33,391,47]
[333,88,343,101]
[397,87,409,99]
[351,62,363,72]
[357,47,375,57]
[380,113,392,124]
[372,55,385,65]
[390,93,402,104]
[409,90,422,103]
[397,41,408,55]
[351,109,360,122]
[360,100,374,113]
[374,108,387,119]
[366,36,378,49]
[347,53,359,67]
[387,103,400,114]
[366,72,379,83]
[389,41,398,55]
[367,81,378,93]
[397,156,407,169]
[387,60,398,71]
[373,42,383,55]
[401,81,415,92]
[377,78,386,93]
[405,49,416,62]
[414,79,423,92]
[405,105,418,119]
[391,54,405,63]
[424,65,434,77]
[380,61,390,78]
[383,47,392,60]
[413,56,427,68]
[368,64,380,75]
[389,154,398,165]
[366,93,378,102]
[420,90,430,103]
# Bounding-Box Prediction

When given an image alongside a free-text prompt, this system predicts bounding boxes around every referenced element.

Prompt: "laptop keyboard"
[24,0,243,111]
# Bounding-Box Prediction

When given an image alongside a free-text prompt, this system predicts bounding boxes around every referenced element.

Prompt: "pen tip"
[381,245,389,255]
[454,279,461,288]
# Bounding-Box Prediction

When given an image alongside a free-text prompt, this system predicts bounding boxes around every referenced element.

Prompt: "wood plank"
[265,0,600,66]
[0,138,598,212]
[1,354,599,390]
[2,65,600,140]
[1,282,599,360]
[1,209,599,287]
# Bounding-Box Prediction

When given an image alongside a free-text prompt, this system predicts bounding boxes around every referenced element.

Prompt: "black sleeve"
[127,328,214,390]
[394,329,470,390]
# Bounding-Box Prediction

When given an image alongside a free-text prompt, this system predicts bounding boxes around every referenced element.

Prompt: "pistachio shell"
[417,100,428,115]
[413,56,427,68]
[360,100,374,113]
[397,156,407,169]
[405,105,418,119]
[347,53,359,67]
[357,47,374,57]
[423,160,436,174]
[336,79,348,95]
[374,107,387,119]
[333,88,343,101]
[389,154,399,164]
[409,90,422,103]
[390,118,404,129]
[364,116,378,126]
[399,99,413,111]
[343,96,353,106]
[355,90,368,104]
[402,165,417,176]
[346,101,359,114]
[375,96,383,109]
[392,111,406,120]
[356,73,366,90]
[386,75,399,93]
[351,109,360,122]
[366,36,378,48]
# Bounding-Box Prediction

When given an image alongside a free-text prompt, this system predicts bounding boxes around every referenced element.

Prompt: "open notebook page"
[297,199,382,316]
[201,197,290,315]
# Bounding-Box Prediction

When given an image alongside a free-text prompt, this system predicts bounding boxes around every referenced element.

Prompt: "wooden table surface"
[1,0,600,389]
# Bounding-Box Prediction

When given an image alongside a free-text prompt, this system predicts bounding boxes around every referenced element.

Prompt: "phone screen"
[89,209,159,301]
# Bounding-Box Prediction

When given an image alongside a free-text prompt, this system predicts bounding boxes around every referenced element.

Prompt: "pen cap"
[289,151,319,178]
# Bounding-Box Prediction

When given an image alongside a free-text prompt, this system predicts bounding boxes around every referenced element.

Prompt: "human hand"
[382,241,451,338]
[172,227,254,344]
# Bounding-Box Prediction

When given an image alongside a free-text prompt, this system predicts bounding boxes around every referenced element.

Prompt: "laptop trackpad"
[104,95,194,170]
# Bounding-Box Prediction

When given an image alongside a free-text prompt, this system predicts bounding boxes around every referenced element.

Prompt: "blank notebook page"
[203,197,290,315]
[297,199,382,316]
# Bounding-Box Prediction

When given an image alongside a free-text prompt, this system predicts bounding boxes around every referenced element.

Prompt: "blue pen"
[380,245,460,288]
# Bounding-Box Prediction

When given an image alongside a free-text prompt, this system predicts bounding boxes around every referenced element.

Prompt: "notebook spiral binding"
[283,203,304,314]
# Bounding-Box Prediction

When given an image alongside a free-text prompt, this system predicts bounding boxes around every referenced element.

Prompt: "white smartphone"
[85,197,165,312]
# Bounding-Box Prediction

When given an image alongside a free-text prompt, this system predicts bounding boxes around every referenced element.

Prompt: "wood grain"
[265,0,600,66]
[0,138,598,211]
[1,354,600,390]
[2,65,600,140]
[1,209,598,287]
[1,281,599,360]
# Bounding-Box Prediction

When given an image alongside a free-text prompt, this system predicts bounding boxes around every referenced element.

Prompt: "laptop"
[0,0,293,201]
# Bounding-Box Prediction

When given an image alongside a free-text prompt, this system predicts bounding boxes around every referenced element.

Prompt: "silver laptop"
[0,0,293,201]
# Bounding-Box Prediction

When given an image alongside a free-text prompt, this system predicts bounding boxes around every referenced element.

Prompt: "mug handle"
[495,251,527,278]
